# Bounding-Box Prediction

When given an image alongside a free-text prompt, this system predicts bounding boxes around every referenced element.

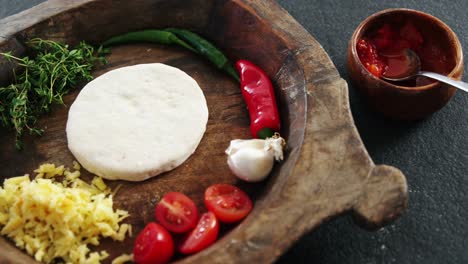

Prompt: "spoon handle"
[418,71,468,92]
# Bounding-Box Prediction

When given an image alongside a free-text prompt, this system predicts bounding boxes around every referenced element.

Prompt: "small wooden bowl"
[347,8,464,120]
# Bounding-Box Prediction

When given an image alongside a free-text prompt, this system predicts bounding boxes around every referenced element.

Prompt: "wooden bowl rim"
[349,8,464,92]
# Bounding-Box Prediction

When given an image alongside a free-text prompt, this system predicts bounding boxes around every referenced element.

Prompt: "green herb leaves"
[0,38,107,149]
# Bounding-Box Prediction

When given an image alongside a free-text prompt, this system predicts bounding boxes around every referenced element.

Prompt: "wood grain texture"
[0,0,408,263]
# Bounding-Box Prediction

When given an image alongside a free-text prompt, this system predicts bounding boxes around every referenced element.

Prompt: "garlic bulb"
[225,135,285,182]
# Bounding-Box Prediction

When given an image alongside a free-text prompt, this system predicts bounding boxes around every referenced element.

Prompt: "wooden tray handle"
[352,165,408,230]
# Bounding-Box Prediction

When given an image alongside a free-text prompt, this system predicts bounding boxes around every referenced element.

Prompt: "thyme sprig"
[0,38,107,149]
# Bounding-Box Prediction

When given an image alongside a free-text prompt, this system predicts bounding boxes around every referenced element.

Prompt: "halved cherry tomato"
[155,192,199,233]
[204,184,253,223]
[178,212,219,254]
[133,222,174,264]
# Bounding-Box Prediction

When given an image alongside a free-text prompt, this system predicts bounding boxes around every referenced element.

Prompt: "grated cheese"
[0,163,132,263]
[111,253,134,264]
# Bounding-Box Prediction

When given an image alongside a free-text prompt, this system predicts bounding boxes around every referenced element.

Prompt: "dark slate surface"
[1,1,467,263]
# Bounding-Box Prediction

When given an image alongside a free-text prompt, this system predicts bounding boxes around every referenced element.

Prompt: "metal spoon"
[381,49,468,92]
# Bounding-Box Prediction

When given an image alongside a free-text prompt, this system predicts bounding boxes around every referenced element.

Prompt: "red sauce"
[356,21,446,86]
[380,51,413,79]
[356,38,386,78]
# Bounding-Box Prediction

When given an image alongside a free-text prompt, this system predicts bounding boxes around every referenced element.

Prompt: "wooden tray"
[0,0,408,263]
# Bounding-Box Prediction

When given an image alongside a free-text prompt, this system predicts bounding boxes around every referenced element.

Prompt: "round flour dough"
[66,63,208,181]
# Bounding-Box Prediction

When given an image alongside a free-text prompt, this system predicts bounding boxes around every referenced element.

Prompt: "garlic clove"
[225,139,267,156]
[227,146,274,182]
[225,135,286,182]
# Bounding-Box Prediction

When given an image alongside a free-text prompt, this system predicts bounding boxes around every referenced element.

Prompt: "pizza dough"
[66,63,208,181]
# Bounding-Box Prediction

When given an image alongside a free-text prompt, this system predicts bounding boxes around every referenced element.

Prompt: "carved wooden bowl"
[0,1,408,263]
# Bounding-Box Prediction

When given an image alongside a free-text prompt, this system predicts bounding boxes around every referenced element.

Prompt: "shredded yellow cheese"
[0,163,131,264]
[111,253,134,264]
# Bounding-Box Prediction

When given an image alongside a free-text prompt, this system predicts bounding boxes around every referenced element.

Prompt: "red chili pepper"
[236,60,281,139]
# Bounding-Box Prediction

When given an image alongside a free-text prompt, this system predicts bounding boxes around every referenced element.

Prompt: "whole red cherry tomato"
[155,192,199,233]
[204,184,253,223]
[133,222,174,264]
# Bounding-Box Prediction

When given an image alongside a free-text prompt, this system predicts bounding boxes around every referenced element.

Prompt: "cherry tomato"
[133,222,174,264]
[204,184,253,223]
[155,192,199,233]
[178,212,219,254]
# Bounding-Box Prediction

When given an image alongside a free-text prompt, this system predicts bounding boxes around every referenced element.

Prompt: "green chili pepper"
[102,30,197,53]
[102,28,240,82]
[165,28,240,82]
